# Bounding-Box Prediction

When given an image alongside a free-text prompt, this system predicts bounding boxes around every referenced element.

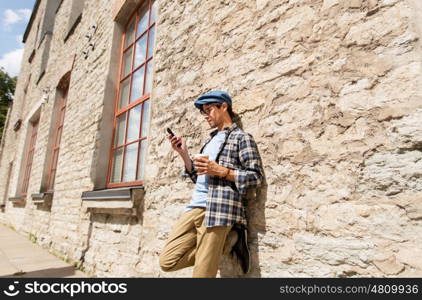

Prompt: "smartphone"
[167,128,182,147]
[166,128,175,137]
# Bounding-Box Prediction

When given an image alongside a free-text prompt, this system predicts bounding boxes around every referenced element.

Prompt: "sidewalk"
[0,224,86,278]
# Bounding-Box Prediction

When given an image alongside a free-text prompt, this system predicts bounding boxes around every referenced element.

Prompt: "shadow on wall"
[0,266,81,278]
[220,117,268,277]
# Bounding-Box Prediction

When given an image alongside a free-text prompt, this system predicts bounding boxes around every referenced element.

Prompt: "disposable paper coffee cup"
[194,154,209,160]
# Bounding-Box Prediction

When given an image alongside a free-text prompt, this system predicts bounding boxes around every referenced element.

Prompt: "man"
[159,90,264,277]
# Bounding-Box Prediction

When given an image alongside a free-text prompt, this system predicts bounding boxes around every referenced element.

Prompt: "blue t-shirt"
[185,130,226,211]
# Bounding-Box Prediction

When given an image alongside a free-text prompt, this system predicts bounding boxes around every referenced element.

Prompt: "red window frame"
[47,83,68,192]
[21,120,39,197]
[107,0,157,188]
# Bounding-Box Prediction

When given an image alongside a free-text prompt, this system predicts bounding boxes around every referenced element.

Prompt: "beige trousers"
[159,207,232,278]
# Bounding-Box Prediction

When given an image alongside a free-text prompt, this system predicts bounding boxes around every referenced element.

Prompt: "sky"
[0,0,36,77]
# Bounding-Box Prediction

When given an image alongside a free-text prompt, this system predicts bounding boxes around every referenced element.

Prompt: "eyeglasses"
[200,103,222,116]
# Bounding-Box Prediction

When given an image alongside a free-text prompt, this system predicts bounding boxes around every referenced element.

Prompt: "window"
[46,78,69,192]
[38,0,62,47]
[0,106,12,154]
[56,0,65,14]
[2,162,13,206]
[107,0,157,187]
[28,20,40,63]
[34,19,41,48]
[65,0,85,41]
[21,120,39,197]
[36,0,62,84]
[25,75,31,92]
[23,75,31,102]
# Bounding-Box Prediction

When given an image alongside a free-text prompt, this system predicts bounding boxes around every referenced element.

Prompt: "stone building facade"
[0,0,421,277]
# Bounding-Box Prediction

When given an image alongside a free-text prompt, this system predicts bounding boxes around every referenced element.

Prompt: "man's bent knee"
[159,253,176,272]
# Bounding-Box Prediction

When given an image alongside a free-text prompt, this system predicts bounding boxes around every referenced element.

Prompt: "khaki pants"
[159,207,232,278]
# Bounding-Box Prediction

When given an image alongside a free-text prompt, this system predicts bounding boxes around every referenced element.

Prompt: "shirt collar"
[209,122,238,137]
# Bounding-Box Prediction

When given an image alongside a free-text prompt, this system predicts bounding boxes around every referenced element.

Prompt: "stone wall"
[0,0,421,277]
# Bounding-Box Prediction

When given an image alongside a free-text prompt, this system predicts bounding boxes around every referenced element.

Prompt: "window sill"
[81,186,144,216]
[31,192,53,206]
[8,196,25,206]
[9,196,24,202]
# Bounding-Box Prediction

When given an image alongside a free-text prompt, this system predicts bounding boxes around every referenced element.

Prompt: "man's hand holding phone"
[167,128,187,156]
[167,128,194,173]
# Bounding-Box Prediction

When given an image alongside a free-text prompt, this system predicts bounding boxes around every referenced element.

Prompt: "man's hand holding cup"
[194,154,227,177]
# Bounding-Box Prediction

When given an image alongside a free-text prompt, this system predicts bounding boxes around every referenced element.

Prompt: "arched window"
[21,119,39,197]
[46,72,70,192]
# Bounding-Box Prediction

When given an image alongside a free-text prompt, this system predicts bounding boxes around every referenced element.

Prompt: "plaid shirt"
[182,123,264,227]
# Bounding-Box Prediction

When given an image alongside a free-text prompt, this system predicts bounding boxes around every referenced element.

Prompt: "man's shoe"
[230,224,250,274]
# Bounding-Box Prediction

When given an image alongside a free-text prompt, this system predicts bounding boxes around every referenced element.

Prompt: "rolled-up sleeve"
[234,133,264,196]
[181,157,198,184]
